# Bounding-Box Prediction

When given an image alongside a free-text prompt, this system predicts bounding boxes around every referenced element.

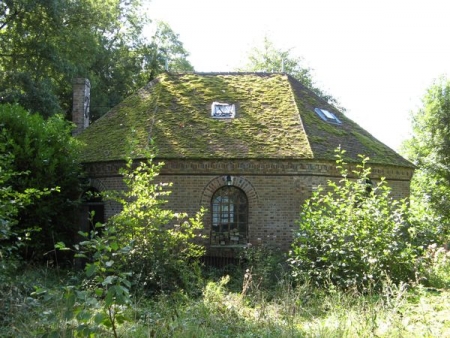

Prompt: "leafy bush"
[401,77,450,246]
[71,153,205,296]
[56,223,134,337]
[407,168,450,248]
[0,127,55,259]
[53,153,205,335]
[0,104,83,259]
[289,148,420,290]
[106,156,205,294]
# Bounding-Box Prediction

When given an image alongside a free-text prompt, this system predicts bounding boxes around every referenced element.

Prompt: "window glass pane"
[314,107,342,124]
[211,186,248,245]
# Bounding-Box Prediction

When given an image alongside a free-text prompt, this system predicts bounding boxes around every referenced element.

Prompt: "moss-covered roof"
[77,72,413,168]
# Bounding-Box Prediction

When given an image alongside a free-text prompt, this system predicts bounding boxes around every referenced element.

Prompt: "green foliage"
[402,77,450,245]
[289,148,419,290]
[129,274,449,338]
[0,149,53,257]
[239,37,341,108]
[240,37,314,86]
[0,0,193,119]
[0,103,83,258]
[1,262,450,336]
[238,245,288,297]
[56,223,133,337]
[144,21,194,81]
[0,136,35,247]
[419,244,450,288]
[51,150,204,335]
[106,155,205,293]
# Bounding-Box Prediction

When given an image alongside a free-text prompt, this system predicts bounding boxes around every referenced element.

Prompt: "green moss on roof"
[286,75,413,167]
[78,73,313,162]
[78,72,413,168]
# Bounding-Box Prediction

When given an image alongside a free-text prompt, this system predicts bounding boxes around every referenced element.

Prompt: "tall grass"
[1,246,450,337]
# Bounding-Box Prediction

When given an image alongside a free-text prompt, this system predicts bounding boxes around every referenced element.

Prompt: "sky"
[145,0,450,152]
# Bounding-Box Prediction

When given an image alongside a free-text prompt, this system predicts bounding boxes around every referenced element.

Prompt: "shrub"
[289,148,420,290]
[54,152,205,335]
[103,154,205,294]
[57,223,134,337]
[0,127,55,259]
[0,104,83,259]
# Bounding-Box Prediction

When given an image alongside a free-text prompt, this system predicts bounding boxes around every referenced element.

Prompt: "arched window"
[211,186,248,245]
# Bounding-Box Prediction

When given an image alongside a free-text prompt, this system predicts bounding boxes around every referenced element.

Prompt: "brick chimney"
[72,78,90,136]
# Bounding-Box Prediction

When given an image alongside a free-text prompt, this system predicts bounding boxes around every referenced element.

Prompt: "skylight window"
[211,102,236,118]
[314,108,342,125]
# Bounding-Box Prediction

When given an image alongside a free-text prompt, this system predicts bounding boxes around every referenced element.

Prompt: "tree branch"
[0,8,21,31]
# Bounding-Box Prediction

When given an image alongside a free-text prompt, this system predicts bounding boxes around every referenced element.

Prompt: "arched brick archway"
[88,178,124,219]
[200,175,258,208]
[201,176,259,247]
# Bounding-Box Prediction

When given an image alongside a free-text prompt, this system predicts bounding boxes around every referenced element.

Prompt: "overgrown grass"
[1,254,450,338]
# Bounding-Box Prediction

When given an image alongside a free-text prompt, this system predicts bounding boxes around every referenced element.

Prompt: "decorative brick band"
[200,175,259,208]
[84,159,414,181]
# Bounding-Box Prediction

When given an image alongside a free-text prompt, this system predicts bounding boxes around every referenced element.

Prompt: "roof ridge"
[285,74,335,110]
[285,76,314,158]
[168,71,287,76]
[142,76,161,91]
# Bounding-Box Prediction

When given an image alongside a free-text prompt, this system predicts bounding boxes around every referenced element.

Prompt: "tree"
[144,21,194,81]
[402,77,450,244]
[87,21,194,120]
[1,104,84,259]
[0,0,193,120]
[239,37,340,107]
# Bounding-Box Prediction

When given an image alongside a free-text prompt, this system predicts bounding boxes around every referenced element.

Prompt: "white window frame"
[211,102,236,119]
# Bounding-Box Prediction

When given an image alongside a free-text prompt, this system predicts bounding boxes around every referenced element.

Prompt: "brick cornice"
[83,159,414,181]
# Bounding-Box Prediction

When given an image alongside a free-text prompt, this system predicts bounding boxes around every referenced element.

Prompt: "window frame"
[211,102,236,119]
[314,108,342,124]
[210,186,248,246]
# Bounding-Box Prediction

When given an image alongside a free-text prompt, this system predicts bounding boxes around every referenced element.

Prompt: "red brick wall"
[85,159,414,252]
[72,78,90,136]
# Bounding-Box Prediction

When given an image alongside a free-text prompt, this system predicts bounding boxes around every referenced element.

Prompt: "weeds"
[420,244,450,288]
[1,262,450,337]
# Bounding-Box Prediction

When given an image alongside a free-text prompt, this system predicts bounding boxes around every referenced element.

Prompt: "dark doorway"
[80,187,105,233]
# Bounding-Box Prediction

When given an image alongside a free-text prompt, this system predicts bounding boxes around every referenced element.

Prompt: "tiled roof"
[77,72,413,168]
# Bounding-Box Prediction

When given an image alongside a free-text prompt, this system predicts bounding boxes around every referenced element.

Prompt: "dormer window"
[211,102,236,118]
[314,108,342,125]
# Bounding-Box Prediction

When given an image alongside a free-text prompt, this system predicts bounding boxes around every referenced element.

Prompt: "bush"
[0,104,83,259]
[102,154,205,294]
[54,152,205,336]
[0,127,55,260]
[289,148,420,290]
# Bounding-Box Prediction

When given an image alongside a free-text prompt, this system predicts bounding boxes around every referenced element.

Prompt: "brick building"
[75,73,414,253]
